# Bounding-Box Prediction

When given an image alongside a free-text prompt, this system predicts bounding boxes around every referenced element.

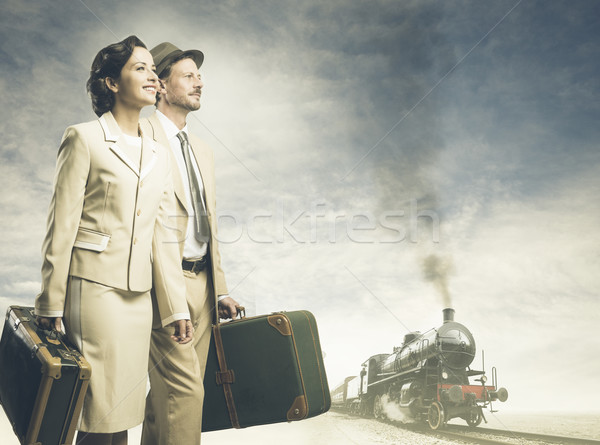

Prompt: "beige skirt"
[64,276,152,433]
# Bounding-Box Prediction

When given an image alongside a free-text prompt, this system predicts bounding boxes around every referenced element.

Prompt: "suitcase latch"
[31,345,39,359]
[59,349,75,361]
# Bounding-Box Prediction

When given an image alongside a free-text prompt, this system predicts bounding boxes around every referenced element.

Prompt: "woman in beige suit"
[35,36,192,445]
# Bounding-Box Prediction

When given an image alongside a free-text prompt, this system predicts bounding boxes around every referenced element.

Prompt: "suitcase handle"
[39,328,63,346]
[235,306,246,319]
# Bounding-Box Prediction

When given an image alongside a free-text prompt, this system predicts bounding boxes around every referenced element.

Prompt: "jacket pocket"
[73,227,111,252]
[99,181,111,233]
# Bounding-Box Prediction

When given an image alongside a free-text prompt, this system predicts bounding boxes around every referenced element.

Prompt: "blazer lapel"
[147,113,190,213]
[100,111,141,177]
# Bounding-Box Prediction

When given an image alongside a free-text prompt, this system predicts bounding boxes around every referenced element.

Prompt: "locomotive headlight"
[481,375,487,383]
[442,371,449,380]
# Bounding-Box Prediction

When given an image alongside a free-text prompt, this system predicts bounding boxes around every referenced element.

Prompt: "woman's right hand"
[170,319,193,344]
[36,316,63,332]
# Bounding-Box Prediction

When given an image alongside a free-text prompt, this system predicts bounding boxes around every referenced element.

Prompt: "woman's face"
[111,46,158,111]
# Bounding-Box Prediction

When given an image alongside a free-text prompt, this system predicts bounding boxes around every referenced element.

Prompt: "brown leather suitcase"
[0,306,91,445]
[202,310,330,431]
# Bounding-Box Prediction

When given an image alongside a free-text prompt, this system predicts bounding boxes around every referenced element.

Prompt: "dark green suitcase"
[0,306,91,445]
[202,310,330,431]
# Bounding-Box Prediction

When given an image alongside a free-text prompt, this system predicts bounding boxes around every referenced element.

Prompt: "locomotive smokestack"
[443,308,455,323]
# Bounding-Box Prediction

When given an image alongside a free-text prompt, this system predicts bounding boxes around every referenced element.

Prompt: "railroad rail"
[403,422,600,444]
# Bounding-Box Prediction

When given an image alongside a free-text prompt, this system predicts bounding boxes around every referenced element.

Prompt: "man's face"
[160,58,204,111]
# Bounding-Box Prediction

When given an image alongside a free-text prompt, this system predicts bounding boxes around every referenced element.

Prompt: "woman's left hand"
[170,319,193,344]
[36,316,63,333]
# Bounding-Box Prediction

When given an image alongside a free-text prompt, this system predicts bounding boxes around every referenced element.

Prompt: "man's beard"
[172,93,201,111]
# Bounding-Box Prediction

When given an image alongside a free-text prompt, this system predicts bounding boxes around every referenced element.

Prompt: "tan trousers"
[141,269,214,445]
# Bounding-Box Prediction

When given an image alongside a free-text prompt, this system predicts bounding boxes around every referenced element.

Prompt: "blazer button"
[137,209,141,216]
[133,238,138,245]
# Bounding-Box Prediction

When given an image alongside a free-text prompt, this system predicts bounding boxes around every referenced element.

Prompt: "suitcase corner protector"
[267,314,292,336]
[286,395,308,421]
[38,348,63,379]
[80,361,92,380]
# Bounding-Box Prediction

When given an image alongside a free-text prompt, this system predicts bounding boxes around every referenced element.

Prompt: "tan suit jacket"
[35,111,188,327]
[142,112,229,325]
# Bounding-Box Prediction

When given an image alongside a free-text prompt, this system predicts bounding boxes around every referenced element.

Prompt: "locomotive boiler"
[331,308,508,429]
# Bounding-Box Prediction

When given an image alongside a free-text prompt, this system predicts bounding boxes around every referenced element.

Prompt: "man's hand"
[36,316,63,332]
[218,297,241,320]
[171,319,194,344]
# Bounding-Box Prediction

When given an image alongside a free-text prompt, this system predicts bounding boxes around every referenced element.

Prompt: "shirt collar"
[156,109,189,140]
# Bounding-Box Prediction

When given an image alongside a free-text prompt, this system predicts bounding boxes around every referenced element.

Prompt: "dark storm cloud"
[436,1,600,200]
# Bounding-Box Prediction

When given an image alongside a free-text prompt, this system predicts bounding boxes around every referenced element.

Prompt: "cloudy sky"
[1,0,599,438]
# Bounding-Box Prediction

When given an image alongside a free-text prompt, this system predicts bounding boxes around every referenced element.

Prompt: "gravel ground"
[2,410,457,445]
[2,409,599,444]
[199,412,458,445]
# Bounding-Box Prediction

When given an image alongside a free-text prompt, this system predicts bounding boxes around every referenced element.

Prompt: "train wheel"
[427,402,445,430]
[373,395,385,420]
[465,408,483,427]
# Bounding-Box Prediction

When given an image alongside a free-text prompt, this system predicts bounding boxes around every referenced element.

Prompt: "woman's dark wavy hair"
[86,35,147,117]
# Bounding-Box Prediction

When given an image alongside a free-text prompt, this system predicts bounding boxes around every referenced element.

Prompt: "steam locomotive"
[331,308,508,429]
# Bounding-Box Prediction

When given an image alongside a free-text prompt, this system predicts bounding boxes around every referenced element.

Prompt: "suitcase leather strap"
[212,324,240,428]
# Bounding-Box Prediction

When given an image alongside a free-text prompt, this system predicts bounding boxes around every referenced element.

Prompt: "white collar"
[121,133,142,147]
[156,109,189,140]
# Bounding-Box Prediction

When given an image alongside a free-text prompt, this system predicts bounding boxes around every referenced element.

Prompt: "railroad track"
[331,409,600,444]
[402,422,600,445]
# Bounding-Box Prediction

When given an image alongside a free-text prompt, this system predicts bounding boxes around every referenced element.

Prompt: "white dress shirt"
[156,110,208,260]
[155,111,229,302]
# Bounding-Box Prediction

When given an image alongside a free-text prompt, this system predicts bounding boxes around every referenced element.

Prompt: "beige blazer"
[142,112,229,324]
[35,111,188,327]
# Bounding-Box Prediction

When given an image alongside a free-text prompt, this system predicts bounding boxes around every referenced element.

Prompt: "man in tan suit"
[141,42,239,445]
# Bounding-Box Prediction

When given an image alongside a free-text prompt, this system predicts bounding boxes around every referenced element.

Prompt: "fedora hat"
[150,42,204,78]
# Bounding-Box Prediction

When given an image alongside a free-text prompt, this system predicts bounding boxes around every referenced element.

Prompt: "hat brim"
[155,49,204,78]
